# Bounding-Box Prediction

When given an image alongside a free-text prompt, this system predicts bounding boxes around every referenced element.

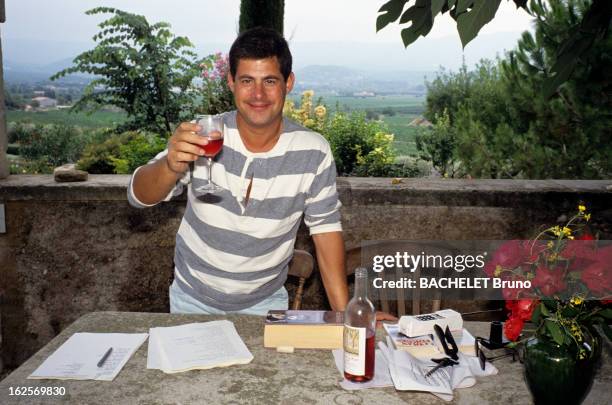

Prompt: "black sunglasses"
[474,337,518,371]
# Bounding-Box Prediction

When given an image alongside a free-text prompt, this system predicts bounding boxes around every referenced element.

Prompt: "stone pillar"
[0,1,8,179]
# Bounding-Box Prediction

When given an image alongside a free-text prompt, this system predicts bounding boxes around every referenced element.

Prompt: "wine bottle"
[343,267,376,382]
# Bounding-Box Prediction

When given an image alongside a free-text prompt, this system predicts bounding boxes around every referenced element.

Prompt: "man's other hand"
[376,311,398,328]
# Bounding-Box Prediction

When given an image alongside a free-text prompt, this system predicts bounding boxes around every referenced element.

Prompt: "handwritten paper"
[28,333,148,381]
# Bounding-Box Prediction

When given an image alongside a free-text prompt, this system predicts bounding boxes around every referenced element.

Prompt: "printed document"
[147,320,253,373]
[28,333,148,381]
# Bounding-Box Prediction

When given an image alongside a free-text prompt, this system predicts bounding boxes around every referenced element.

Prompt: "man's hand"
[166,122,209,174]
[376,311,398,328]
[131,122,210,205]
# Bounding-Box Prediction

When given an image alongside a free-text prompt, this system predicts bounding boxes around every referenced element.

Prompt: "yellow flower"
[302,90,314,98]
[570,296,584,306]
[547,241,554,248]
[568,235,574,240]
[578,204,586,212]
[314,105,326,118]
[585,213,591,221]
[551,226,561,236]
[494,265,502,277]
[303,118,315,128]
[548,253,558,262]
[562,227,572,236]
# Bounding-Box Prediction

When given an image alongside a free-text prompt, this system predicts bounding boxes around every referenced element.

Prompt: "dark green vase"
[524,336,600,405]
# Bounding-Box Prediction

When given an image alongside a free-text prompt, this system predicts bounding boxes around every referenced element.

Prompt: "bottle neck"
[353,268,368,299]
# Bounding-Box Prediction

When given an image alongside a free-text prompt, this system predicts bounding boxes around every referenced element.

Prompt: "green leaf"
[377,0,409,32]
[531,303,542,323]
[456,0,474,14]
[431,0,446,16]
[561,305,579,318]
[397,0,435,47]
[540,302,550,317]
[545,320,564,345]
[599,308,612,320]
[600,322,612,341]
[456,0,501,48]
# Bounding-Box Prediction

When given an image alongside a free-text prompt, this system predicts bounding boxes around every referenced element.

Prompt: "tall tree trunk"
[239,0,284,36]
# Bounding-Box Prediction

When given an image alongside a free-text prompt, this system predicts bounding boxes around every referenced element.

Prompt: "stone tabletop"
[0,312,609,405]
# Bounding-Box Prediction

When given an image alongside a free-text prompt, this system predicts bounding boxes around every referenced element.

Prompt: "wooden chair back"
[287,249,314,310]
[346,241,453,316]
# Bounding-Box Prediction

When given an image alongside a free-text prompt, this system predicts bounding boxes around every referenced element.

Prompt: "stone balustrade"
[1,175,611,372]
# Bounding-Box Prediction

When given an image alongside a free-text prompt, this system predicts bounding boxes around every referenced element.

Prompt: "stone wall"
[1,175,611,371]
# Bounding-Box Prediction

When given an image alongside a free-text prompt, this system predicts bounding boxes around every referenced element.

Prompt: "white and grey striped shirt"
[128,111,342,310]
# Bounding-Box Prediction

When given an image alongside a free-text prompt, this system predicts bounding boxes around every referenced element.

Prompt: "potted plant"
[485,204,612,405]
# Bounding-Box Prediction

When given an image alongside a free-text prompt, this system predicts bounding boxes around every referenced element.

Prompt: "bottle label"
[343,325,366,375]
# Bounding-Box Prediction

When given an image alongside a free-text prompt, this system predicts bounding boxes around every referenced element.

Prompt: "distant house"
[32,90,45,97]
[353,91,375,98]
[409,117,433,127]
[31,96,58,109]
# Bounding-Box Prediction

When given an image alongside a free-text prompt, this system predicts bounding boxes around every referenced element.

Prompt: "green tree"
[423,0,611,179]
[51,7,201,135]
[423,62,471,124]
[497,0,612,178]
[415,109,458,177]
[239,0,284,34]
[376,0,612,96]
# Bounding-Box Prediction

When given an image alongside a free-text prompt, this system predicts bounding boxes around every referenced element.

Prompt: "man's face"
[228,57,294,129]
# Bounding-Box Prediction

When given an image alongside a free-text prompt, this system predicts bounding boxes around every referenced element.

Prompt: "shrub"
[285,90,397,176]
[77,131,166,174]
[415,109,459,177]
[15,124,87,172]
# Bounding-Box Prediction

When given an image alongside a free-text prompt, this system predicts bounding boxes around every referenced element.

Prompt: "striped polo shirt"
[128,111,342,310]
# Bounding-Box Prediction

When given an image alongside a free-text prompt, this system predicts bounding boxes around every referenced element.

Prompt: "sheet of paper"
[379,337,499,402]
[332,349,394,390]
[147,320,253,373]
[28,333,148,381]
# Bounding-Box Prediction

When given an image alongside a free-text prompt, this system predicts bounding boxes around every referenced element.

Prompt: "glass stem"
[207,157,213,184]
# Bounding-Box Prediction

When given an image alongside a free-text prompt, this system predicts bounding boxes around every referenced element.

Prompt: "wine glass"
[192,114,224,194]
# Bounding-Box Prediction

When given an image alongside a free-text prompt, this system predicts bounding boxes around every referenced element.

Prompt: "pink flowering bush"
[199,52,234,114]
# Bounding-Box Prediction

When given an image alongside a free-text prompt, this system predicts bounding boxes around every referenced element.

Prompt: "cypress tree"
[239,0,284,35]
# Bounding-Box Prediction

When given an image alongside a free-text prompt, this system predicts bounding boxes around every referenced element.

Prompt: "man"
[129,28,393,322]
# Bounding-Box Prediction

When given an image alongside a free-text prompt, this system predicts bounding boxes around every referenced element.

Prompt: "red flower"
[483,261,497,277]
[514,299,538,321]
[577,233,595,241]
[490,240,527,269]
[504,316,525,341]
[522,240,547,262]
[501,275,531,300]
[581,246,612,296]
[561,240,597,270]
[532,265,566,297]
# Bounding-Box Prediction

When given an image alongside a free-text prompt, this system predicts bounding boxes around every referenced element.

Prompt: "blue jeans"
[169,280,289,315]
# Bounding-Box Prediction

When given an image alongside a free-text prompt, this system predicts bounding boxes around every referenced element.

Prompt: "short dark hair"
[229,27,292,81]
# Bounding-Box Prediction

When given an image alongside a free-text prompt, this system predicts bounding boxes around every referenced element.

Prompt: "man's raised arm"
[131,122,208,206]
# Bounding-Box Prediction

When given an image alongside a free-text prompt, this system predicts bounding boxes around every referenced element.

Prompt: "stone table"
[0,312,609,404]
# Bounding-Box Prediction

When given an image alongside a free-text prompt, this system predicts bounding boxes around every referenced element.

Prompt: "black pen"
[97,347,113,367]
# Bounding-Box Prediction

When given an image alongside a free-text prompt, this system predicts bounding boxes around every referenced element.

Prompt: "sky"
[2,0,534,70]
